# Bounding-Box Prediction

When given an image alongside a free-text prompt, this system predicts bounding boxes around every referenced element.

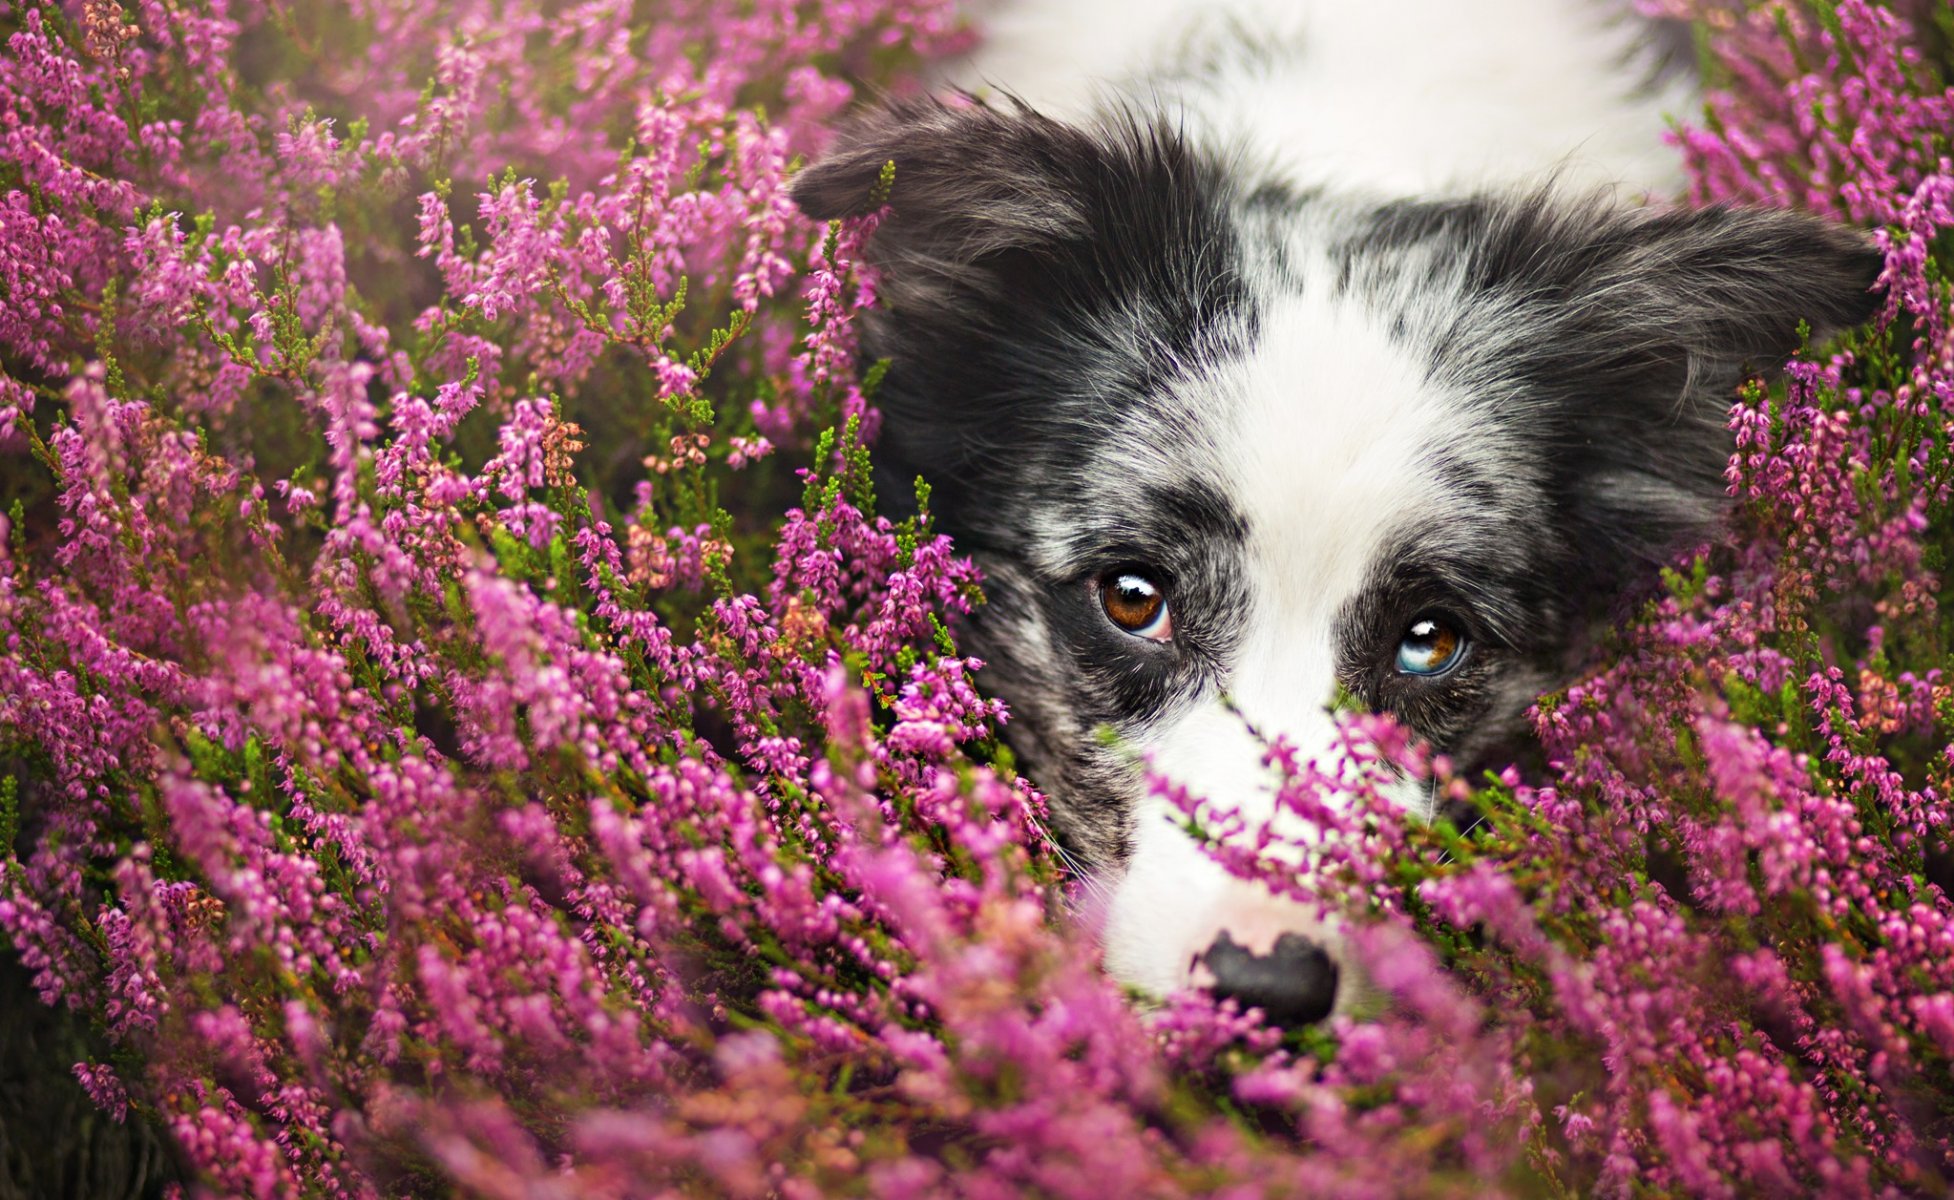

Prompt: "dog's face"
[793,100,1881,1015]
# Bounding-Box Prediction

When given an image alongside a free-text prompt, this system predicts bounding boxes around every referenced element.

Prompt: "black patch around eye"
[1044,578,1186,728]
[1031,477,1252,735]
[1333,532,1530,754]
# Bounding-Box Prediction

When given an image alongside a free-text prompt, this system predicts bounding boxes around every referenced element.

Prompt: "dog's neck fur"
[952,0,1695,197]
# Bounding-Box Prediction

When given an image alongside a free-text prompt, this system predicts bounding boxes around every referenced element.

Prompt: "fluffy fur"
[793,1,1882,1008]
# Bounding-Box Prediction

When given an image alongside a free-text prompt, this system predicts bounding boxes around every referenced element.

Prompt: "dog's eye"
[1395,615,1466,676]
[1099,571,1172,642]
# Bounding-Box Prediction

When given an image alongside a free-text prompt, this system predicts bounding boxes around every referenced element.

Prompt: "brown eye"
[1395,614,1466,677]
[1100,571,1172,641]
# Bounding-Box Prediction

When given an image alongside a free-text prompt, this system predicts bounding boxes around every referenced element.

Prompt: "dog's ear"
[791,98,1246,524]
[1456,198,1884,591]
[792,97,1101,296]
[1465,200,1883,401]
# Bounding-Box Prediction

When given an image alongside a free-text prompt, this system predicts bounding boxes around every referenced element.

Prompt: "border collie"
[792,0,1882,1024]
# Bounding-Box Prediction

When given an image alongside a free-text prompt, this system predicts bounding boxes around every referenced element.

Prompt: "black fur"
[792,96,1257,535]
[1360,191,1882,585]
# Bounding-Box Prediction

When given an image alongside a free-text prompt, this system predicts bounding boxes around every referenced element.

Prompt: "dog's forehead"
[1220,283,1466,599]
[1034,250,1484,610]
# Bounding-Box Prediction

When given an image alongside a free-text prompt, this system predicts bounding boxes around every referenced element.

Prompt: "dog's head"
[792,98,1882,1019]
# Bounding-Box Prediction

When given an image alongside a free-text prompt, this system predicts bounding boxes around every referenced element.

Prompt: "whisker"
[1434,809,1488,867]
[1026,817,1116,915]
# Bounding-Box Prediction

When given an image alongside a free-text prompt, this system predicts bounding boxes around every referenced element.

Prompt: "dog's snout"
[1200,930,1339,1028]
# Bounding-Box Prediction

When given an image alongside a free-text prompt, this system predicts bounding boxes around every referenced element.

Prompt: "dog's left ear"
[1456,198,1884,588]
[1467,200,1883,399]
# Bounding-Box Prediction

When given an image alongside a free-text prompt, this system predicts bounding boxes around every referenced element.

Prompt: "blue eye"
[1395,616,1466,677]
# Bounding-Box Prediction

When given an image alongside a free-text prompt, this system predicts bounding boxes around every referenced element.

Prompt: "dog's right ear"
[791,99,1246,521]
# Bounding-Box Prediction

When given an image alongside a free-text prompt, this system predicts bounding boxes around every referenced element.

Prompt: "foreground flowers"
[0,0,1950,1195]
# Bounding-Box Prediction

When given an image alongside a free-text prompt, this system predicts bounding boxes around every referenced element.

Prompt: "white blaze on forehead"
[1228,284,1459,723]
[1102,280,1462,996]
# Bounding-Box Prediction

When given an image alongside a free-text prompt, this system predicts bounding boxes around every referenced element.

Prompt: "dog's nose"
[1200,930,1339,1027]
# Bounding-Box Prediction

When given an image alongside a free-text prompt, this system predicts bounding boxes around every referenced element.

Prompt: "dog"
[791,0,1882,1024]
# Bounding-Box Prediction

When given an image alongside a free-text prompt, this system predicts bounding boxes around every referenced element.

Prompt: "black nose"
[1200,931,1339,1027]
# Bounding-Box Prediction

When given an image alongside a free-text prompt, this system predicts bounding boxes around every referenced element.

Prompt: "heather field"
[2,0,1953,1195]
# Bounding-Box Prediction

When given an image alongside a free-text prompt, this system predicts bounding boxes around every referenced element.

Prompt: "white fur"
[951,0,1689,196]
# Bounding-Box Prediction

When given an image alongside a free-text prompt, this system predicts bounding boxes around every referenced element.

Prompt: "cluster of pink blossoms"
[2,0,1953,1196]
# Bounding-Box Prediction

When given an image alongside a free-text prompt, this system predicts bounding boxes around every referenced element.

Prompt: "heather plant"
[1,0,1952,1197]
